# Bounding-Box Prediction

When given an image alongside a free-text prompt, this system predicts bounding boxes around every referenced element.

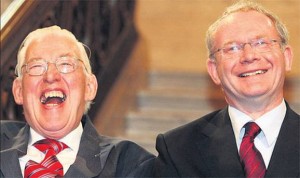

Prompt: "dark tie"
[24,138,68,178]
[239,122,266,178]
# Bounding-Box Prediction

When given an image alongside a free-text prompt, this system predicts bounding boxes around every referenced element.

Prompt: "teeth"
[239,70,267,77]
[40,90,66,104]
[45,91,64,99]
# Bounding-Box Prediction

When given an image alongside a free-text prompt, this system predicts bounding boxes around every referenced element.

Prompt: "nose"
[43,63,61,83]
[239,43,260,64]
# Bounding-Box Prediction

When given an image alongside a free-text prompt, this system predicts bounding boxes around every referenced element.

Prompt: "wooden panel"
[93,37,149,136]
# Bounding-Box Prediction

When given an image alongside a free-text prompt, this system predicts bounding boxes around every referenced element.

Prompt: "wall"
[135,0,300,77]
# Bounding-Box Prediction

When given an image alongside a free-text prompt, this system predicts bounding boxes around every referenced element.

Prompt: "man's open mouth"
[239,70,267,78]
[40,90,66,105]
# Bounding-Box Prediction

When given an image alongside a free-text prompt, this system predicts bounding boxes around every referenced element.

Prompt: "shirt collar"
[29,123,83,151]
[229,100,286,147]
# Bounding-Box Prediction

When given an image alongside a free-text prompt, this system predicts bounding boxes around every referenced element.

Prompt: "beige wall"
[0,0,13,15]
[135,0,300,77]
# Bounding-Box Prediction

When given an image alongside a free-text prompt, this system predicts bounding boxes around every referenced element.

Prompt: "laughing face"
[12,34,97,139]
[207,11,293,115]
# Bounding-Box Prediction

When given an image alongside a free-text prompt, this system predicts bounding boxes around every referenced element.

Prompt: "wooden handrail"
[1,0,36,42]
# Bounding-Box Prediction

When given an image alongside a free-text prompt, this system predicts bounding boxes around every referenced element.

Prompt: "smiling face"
[12,34,97,139]
[207,11,293,116]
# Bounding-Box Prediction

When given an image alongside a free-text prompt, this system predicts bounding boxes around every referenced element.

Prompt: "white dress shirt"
[229,100,286,168]
[19,123,83,177]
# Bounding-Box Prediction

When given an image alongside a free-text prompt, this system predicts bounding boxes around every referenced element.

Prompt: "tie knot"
[33,138,68,154]
[244,122,261,139]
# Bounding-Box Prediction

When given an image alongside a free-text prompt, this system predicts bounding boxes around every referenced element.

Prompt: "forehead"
[26,34,80,61]
[214,11,278,44]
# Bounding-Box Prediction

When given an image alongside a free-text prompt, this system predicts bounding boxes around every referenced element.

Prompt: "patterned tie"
[24,139,68,178]
[239,122,266,178]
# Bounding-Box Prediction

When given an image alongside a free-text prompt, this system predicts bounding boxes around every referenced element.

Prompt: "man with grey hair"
[0,25,154,177]
[153,1,299,177]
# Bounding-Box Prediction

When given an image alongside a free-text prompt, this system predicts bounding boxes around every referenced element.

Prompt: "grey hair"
[15,25,94,113]
[206,0,289,59]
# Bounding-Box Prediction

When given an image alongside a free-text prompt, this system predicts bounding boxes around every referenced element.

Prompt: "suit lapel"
[196,108,244,177]
[266,106,300,177]
[1,117,115,178]
[65,117,115,177]
[0,124,29,177]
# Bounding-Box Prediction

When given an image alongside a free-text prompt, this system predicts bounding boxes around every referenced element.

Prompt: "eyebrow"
[26,53,76,62]
[222,36,267,46]
[58,53,74,57]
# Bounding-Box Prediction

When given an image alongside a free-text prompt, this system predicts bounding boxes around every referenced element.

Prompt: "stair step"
[289,102,300,113]
[124,109,212,154]
[125,109,204,133]
[137,88,226,111]
[149,71,212,89]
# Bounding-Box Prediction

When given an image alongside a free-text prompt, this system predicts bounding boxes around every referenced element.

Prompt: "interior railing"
[1,0,137,121]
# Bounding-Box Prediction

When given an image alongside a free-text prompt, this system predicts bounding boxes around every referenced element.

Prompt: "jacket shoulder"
[96,136,155,177]
[1,120,26,138]
[102,136,154,160]
[162,108,225,139]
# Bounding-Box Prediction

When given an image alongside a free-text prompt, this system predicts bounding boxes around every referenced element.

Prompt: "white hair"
[16,25,92,77]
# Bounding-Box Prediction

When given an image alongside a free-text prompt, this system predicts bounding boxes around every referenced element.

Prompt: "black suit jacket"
[0,116,154,177]
[154,105,300,177]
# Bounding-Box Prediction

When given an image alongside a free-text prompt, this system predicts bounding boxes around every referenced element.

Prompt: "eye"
[223,43,241,53]
[254,38,268,47]
[57,57,75,68]
[25,60,46,75]
[29,63,43,69]
[27,61,45,70]
[56,57,76,73]
[59,61,73,67]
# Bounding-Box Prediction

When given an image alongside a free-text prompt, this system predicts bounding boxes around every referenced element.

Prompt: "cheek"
[67,76,87,98]
[22,78,41,97]
[267,51,285,65]
[218,62,240,88]
[20,78,41,117]
[217,61,233,78]
[279,57,288,71]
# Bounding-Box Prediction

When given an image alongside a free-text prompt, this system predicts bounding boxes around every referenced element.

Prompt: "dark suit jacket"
[0,116,154,177]
[154,104,300,177]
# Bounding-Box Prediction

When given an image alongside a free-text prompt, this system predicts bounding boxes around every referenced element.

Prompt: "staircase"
[121,71,300,154]
[122,71,226,154]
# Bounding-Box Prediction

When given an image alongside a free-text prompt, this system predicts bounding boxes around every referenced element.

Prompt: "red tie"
[24,139,68,178]
[239,122,266,178]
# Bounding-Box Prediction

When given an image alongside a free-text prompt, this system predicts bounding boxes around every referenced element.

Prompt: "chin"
[40,120,67,131]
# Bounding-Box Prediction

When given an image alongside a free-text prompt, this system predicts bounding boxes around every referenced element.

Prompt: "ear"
[12,78,24,105]
[85,74,98,101]
[283,45,293,71]
[206,58,221,85]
